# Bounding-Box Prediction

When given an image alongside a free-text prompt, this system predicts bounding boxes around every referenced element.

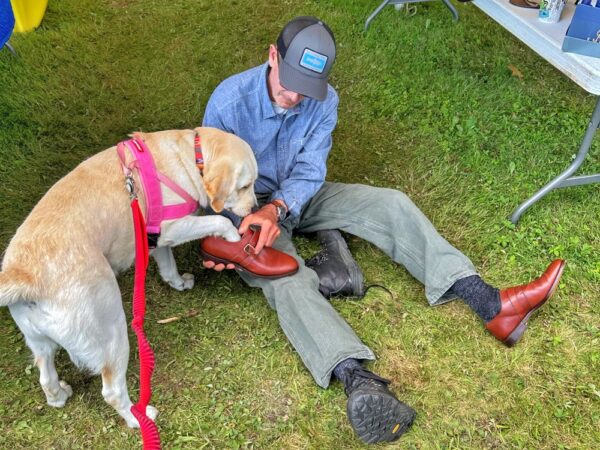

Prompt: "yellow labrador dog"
[0,127,257,427]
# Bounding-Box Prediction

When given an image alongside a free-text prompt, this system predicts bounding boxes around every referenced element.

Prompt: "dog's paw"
[124,412,140,429]
[222,227,241,243]
[46,380,73,408]
[180,273,194,290]
[168,273,194,291]
[124,405,159,428]
[146,405,159,421]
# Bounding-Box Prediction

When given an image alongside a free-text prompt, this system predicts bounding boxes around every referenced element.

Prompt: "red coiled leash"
[130,197,161,450]
[118,133,203,449]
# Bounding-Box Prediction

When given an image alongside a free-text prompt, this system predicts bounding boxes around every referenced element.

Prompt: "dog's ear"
[203,165,234,213]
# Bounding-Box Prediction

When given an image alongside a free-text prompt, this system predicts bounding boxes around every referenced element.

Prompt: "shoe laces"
[345,367,391,395]
[307,250,328,266]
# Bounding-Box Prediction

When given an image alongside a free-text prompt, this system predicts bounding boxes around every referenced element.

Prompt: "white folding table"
[472,0,600,223]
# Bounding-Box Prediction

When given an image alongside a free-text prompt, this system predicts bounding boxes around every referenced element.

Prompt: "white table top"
[473,0,600,95]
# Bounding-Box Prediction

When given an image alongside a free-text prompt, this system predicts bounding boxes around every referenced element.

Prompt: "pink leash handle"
[130,198,161,450]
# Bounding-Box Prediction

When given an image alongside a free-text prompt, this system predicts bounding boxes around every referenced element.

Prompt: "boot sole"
[347,389,416,444]
[503,260,566,346]
[199,249,298,280]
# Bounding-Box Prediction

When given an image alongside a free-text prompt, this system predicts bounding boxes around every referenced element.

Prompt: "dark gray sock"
[333,358,362,388]
[450,275,501,322]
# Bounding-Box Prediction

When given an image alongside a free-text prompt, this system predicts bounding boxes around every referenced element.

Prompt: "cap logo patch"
[299,48,327,74]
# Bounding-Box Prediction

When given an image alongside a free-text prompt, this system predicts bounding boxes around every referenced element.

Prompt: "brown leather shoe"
[486,259,566,346]
[200,225,299,279]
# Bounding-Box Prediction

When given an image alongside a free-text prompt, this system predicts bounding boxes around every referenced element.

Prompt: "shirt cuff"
[270,192,299,218]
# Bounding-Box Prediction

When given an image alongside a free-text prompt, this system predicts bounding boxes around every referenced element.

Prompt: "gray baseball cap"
[276,16,336,101]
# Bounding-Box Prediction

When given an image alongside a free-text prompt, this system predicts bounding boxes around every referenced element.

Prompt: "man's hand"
[202,260,235,271]
[239,204,280,254]
[202,203,283,271]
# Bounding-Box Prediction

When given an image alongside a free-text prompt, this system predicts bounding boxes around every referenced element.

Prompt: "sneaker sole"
[347,389,416,444]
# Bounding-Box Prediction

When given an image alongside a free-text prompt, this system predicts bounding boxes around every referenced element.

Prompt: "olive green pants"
[239,182,477,388]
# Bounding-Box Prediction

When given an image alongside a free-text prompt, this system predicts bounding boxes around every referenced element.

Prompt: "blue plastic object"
[0,0,15,51]
[563,3,600,58]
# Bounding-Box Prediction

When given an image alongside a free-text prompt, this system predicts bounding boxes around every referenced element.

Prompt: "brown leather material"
[200,225,299,279]
[509,0,540,9]
[486,259,566,345]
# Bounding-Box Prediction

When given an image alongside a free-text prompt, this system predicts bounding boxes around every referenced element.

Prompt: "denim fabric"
[202,63,339,217]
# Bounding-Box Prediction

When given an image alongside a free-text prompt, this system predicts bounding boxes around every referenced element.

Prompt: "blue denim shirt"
[202,63,339,218]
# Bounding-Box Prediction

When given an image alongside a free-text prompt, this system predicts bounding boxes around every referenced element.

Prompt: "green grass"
[1,0,599,448]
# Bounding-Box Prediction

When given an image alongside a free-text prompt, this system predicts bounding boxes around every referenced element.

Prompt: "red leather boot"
[486,259,566,346]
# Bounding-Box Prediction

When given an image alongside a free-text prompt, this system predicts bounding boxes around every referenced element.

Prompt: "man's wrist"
[270,199,288,222]
[271,199,287,211]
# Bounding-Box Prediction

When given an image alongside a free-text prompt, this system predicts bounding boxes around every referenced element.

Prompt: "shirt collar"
[258,62,304,120]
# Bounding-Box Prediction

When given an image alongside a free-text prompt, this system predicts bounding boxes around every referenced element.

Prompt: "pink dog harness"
[117,137,199,247]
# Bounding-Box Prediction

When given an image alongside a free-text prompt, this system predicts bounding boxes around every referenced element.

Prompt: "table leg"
[365,0,392,31]
[441,0,459,21]
[365,0,459,30]
[3,42,17,56]
[510,95,600,224]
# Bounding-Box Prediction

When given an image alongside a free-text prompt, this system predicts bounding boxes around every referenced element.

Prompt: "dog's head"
[197,127,258,217]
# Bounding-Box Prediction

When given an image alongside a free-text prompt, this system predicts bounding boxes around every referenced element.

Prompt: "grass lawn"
[1,0,599,448]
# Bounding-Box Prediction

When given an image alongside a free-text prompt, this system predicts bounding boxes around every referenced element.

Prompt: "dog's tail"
[0,268,38,306]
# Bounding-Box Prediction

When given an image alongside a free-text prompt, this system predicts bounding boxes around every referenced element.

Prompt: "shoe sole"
[199,249,298,280]
[347,389,416,444]
[503,260,566,347]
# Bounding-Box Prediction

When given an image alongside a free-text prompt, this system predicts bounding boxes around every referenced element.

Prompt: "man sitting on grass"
[199,16,565,445]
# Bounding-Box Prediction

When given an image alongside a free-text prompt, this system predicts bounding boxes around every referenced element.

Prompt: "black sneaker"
[344,367,416,444]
